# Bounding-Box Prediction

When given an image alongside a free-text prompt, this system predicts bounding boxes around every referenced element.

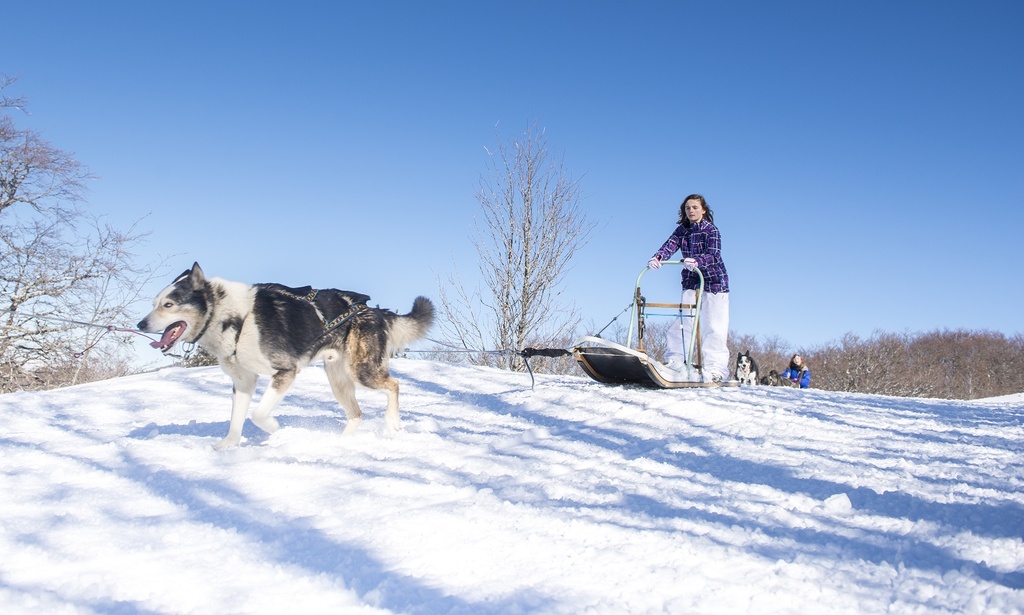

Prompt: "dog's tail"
[388,296,435,352]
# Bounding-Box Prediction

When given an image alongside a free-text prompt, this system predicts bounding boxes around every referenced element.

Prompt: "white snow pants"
[665,290,730,380]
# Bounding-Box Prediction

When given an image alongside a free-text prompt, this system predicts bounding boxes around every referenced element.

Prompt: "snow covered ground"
[1,359,1022,614]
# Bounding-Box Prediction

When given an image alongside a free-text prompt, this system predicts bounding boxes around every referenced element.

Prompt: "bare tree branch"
[1,75,163,391]
[438,121,595,371]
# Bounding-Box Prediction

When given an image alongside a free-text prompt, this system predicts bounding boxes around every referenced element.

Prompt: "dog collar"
[190,311,215,346]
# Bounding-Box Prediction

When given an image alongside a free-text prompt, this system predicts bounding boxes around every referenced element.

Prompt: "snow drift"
[1,360,1022,614]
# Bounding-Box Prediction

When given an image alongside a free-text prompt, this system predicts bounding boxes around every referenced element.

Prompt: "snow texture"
[1,360,1022,614]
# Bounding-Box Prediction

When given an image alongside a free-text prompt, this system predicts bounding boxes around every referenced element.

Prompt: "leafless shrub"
[723,328,1023,399]
[1,76,162,392]
[438,121,594,372]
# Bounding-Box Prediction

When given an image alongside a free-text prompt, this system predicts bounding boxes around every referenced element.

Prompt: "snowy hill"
[2,360,1022,614]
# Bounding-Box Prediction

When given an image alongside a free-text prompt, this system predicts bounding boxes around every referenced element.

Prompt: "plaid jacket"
[652,219,730,293]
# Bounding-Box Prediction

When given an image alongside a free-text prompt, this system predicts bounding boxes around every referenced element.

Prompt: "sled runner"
[572,262,738,388]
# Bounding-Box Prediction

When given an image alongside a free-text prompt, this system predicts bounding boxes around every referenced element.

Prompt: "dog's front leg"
[216,369,258,450]
[249,369,297,435]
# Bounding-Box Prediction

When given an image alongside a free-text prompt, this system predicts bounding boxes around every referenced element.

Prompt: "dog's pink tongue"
[150,323,184,349]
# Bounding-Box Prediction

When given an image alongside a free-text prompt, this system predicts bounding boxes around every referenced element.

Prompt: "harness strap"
[256,286,371,349]
[323,303,366,332]
[280,286,362,332]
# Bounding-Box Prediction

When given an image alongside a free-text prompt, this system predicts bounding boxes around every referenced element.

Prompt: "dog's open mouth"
[150,321,187,353]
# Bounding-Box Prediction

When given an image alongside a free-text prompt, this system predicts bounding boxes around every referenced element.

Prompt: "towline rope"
[402,337,573,390]
[1,310,159,358]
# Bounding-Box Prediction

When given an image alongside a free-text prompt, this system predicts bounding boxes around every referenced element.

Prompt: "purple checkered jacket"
[652,219,730,293]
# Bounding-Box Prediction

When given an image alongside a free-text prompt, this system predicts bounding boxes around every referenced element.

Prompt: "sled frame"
[572,262,737,388]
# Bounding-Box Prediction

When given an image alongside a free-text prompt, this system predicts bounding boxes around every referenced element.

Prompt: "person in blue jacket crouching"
[781,354,811,388]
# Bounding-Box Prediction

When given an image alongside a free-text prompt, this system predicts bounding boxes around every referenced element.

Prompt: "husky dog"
[138,263,434,449]
[734,351,760,386]
[760,369,800,388]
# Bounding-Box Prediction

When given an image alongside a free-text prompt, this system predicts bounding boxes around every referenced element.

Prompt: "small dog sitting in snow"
[760,370,800,388]
[734,351,760,386]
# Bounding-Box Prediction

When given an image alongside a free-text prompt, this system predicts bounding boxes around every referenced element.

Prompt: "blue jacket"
[652,219,729,293]
[782,367,811,388]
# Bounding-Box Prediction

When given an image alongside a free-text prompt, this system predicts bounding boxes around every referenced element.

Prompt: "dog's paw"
[252,415,280,434]
[213,435,241,450]
[341,416,363,437]
[383,421,403,437]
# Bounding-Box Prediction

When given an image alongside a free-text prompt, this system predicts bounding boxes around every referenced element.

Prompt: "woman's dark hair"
[677,193,714,227]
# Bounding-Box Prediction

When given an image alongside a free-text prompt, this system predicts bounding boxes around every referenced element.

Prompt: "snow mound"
[1,360,1022,614]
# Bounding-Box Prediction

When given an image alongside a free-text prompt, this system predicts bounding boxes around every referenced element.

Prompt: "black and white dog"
[760,369,800,388]
[734,351,760,386]
[138,263,434,449]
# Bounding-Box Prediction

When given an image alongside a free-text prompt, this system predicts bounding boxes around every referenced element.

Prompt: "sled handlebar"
[629,261,704,366]
[637,260,704,287]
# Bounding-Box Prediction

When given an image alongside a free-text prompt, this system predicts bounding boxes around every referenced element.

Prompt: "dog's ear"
[189,262,206,287]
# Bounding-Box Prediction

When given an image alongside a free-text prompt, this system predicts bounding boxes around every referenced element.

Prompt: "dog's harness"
[181,287,367,358]
[297,289,368,338]
[323,301,368,332]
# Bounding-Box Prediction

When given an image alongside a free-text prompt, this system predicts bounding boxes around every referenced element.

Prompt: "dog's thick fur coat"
[760,369,800,388]
[138,263,434,449]
[734,351,760,386]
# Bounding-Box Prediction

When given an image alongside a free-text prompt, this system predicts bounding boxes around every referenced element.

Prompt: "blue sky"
[5,1,1022,351]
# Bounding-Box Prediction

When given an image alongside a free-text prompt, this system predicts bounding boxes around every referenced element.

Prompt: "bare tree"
[1,76,161,391]
[727,332,795,378]
[1,77,90,218]
[0,200,161,392]
[438,122,595,370]
[728,326,1024,399]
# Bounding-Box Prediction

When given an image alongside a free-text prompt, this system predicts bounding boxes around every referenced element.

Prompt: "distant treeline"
[512,322,1023,400]
[727,328,1023,400]
[426,324,1022,400]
